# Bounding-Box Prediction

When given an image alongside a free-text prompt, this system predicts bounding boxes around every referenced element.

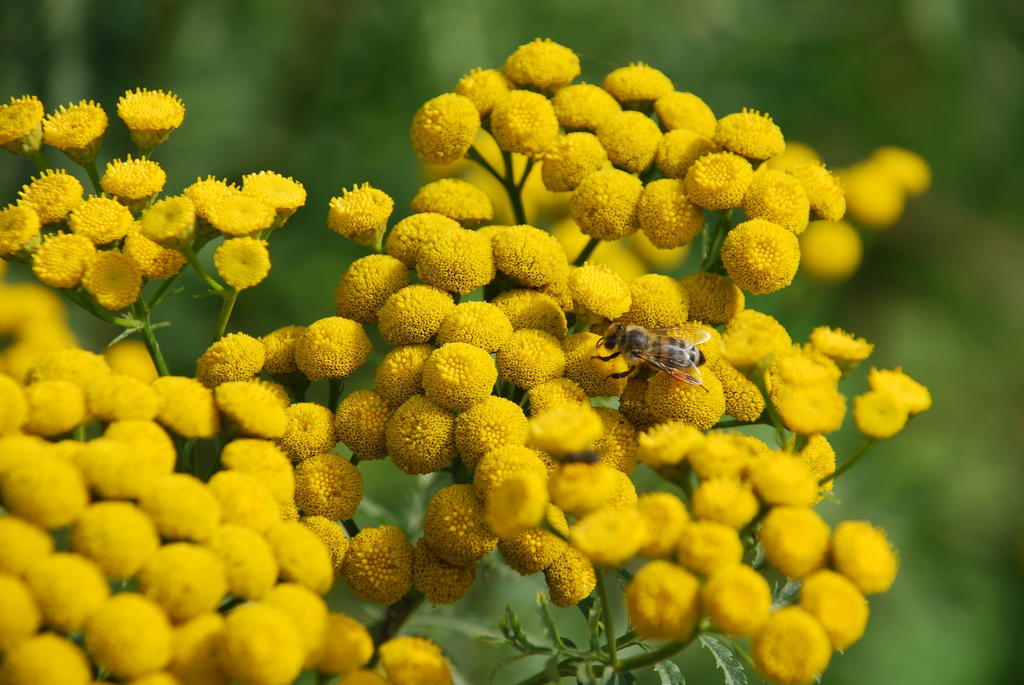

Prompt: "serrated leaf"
[771,579,802,609]
[577,594,596,620]
[536,593,569,652]
[655,661,686,685]
[699,634,748,685]
[106,326,141,347]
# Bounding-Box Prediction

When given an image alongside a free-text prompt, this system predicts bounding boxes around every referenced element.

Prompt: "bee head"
[601,322,626,349]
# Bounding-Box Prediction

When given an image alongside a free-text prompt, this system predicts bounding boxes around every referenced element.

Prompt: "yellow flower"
[709,356,765,422]
[473,442,548,501]
[316,613,374,675]
[799,569,869,650]
[18,168,83,224]
[645,367,726,430]
[721,217,801,294]
[184,175,238,223]
[0,375,27,435]
[810,325,874,363]
[416,226,495,295]
[385,394,456,474]
[767,141,820,171]
[100,156,166,205]
[831,520,899,594]
[0,204,40,255]
[551,82,621,131]
[759,505,830,578]
[214,237,269,289]
[703,563,772,635]
[85,593,173,679]
[544,546,596,607]
[70,501,159,579]
[0,95,44,154]
[838,162,905,229]
[24,552,109,633]
[541,132,609,192]
[799,220,861,281]
[99,421,174,483]
[636,420,704,468]
[262,582,328,668]
[569,167,643,240]
[715,109,785,161]
[341,671,390,685]
[491,224,570,287]
[379,635,453,685]
[271,402,334,462]
[867,367,932,414]
[124,224,187,279]
[411,92,480,165]
[259,324,303,375]
[683,151,753,210]
[485,471,548,540]
[490,90,559,157]
[675,520,743,575]
[679,271,745,325]
[787,162,846,221]
[743,168,811,234]
[335,389,391,460]
[0,573,40,652]
[25,347,107,388]
[655,128,718,181]
[454,67,513,115]
[748,454,819,507]
[493,289,567,337]
[436,301,513,353]
[770,388,846,436]
[81,250,142,310]
[31,232,95,289]
[208,470,279,533]
[420,342,496,411]
[22,379,87,436]
[302,516,350,572]
[529,404,602,455]
[853,390,909,439]
[570,506,648,567]
[527,377,589,416]
[68,195,134,244]
[206,192,275,236]
[264,520,334,594]
[634,492,689,557]
[327,183,395,246]
[547,461,619,516]
[341,524,414,605]
[377,284,455,345]
[625,560,700,640]
[753,607,832,685]
[453,395,528,467]
[412,537,477,605]
[795,434,836,495]
[497,328,566,389]
[374,343,433,408]
[568,263,632,319]
[655,91,717,137]
[206,524,278,600]
[603,62,674,103]
[220,604,304,685]
[721,309,791,368]
[42,100,108,163]
[636,178,704,250]
[412,177,493,225]
[498,505,569,574]
[169,613,229,685]
[294,316,372,381]
[117,88,185,149]
[503,38,580,90]
[139,473,222,542]
[139,542,228,622]
[294,452,363,520]
[870,146,931,195]
[385,211,461,267]
[194,332,265,387]
[593,406,637,473]
[597,110,662,174]
[100,341,155,383]
[423,484,498,565]
[692,477,760,528]
[221,438,295,503]
[241,170,306,224]
[562,331,630,397]
[0,633,91,685]
[0,515,53,575]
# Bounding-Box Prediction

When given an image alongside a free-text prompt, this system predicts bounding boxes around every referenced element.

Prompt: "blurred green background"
[2,0,1023,683]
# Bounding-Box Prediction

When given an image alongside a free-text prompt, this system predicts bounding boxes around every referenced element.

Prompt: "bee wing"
[649,325,712,346]
[634,348,705,386]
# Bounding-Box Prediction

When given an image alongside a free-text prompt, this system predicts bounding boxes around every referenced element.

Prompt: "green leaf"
[545,654,562,682]
[577,594,596,620]
[536,593,570,653]
[577,660,599,685]
[106,325,142,347]
[699,634,748,685]
[655,661,686,685]
[500,605,539,652]
[771,579,802,609]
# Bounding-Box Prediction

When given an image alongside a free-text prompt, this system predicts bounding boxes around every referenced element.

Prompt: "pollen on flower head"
[497,328,566,390]
[547,461,619,516]
[504,38,580,90]
[117,88,185,149]
[84,593,173,680]
[451,396,526,468]
[273,402,334,461]
[302,516,350,573]
[528,404,601,456]
[374,343,433,408]
[259,324,302,375]
[421,342,497,412]
[721,217,801,294]
[42,100,108,162]
[715,109,785,161]
[333,255,408,325]
[436,301,513,353]
[759,505,830,578]
[0,632,93,685]
[839,162,906,229]
[206,523,278,600]
[183,175,238,223]
[636,420,703,468]
[743,168,811,235]
[702,563,773,636]
[636,492,690,557]
[22,379,87,437]
[264,520,334,594]
[788,162,846,221]
[151,375,220,438]
[386,212,461,268]
[473,443,549,504]
[410,93,480,165]
[637,178,704,250]
[597,110,662,174]
[412,537,477,605]
[526,377,588,417]
[332,389,388,461]
[294,316,372,381]
[492,289,567,337]
[853,390,908,439]
[195,332,265,387]
[799,569,869,650]
[242,170,306,222]
[386,394,456,474]
[570,506,648,567]
[683,151,753,210]
[490,90,560,158]
[215,380,288,438]
[342,524,414,605]
[568,263,632,320]
[748,453,819,506]
[655,91,717,137]
[721,309,791,369]
[569,167,643,240]
[26,347,109,388]
[0,516,53,576]
[31,232,95,289]
[416,226,495,295]
[411,177,493,225]
[490,224,570,288]
[18,169,84,224]
[24,552,109,633]
[867,367,931,415]
[102,340,156,382]
[123,223,186,279]
[422,484,497,566]
[656,128,718,180]
[378,284,454,346]
[208,470,279,533]
[603,62,673,103]
[100,156,166,203]
[542,132,609,192]
[625,560,700,640]
[81,250,142,310]
[214,237,270,290]
[294,452,363,521]
[810,325,874,363]
[221,437,295,503]
[692,477,760,529]
[0,204,40,255]
[220,603,304,685]
[68,195,133,245]
[709,356,765,422]
[645,368,726,430]
[139,472,221,542]
[455,67,513,115]
[86,373,158,422]
[327,182,395,246]
[551,82,621,131]
[138,542,228,621]
[485,471,548,540]
[0,573,40,653]
[0,95,44,150]
[675,520,743,576]
[544,546,596,608]
[206,192,275,236]
[498,505,569,574]
[379,635,454,685]
[753,607,832,685]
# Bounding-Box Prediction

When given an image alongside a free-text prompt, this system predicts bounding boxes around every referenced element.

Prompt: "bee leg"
[591,351,621,361]
[608,367,635,379]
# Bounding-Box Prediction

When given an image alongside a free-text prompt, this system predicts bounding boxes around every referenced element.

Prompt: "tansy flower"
[490,224,570,288]
[0,633,92,685]
[830,520,899,594]
[597,110,662,173]
[100,156,166,207]
[619,378,656,430]
[70,501,159,579]
[655,91,717,137]
[303,515,350,572]
[42,100,108,164]
[437,301,513,353]
[241,170,306,224]
[637,178,704,250]
[104,419,176,474]
[679,271,744,325]
[385,211,461,267]
[169,613,229,685]
[327,183,395,247]
[0,515,53,576]
[379,635,453,685]
[124,224,186,279]
[214,380,285,438]
[2,456,88,528]
[294,452,363,520]
[753,607,832,685]
[206,192,275,236]
[547,461,619,516]
[721,309,791,368]
[498,505,569,574]
[527,377,589,415]
[675,520,743,575]
[81,250,142,310]
[416,226,495,295]
[208,470,279,532]
[18,168,83,224]
[562,331,630,397]
[411,177,493,225]
[503,38,579,90]
[0,95,44,154]
[683,151,753,210]
[265,520,334,594]
[759,506,830,578]
[473,443,549,503]
[0,574,40,652]
[117,87,185,149]
[260,324,303,374]
[0,204,40,255]
[768,141,820,171]
[568,262,632,320]
[342,524,414,604]
[485,472,548,539]
[529,404,602,455]
[413,538,477,605]
[24,553,109,633]
[569,167,642,240]
[625,560,700,640]
[375,343,433,408]
[551,82,621,131]
[492,289,568,337]
[800,569,869,650]
[410,93,480,165]
[139,473,222,542]
[867,367,932,414]
[594,406,637,473]
[570,506,649,567]
[22,379,87,436]
[183,175,237,223]
[214,236,270,289]
[721,217,801,294]
[423,484,498,565]
[636,420,704,468]
[749,454,819,507]
[497,328,566,389]
[138,542,228,621]
[707,356,764,422]
[544,546,596,607]
[542,132,609,192]
[85,593,173,679]
[839,162,905,229]
[68,195,134,244]
[102,340,156,381]
[635,492,689,557]
[490,90,559,157]
[454,67,513,115]
[261,583,328,668]
[810,325,874,364]
[656,128,718,179]
[32,232,96,289]
[334,389,390,460]
[453,395,528,467]
[788,162,846,221]
[703,563,773,635]
[26,347,109,388]
[603,62,674,103]
[195,332,265,386]
[273,402,335,461]
[294,316,372,381]
[421,342,497,412]
[221,438,295,503]
[870,145,931,195]
[692,477,760,528]
[86,373,157,422]
[220,604,304,685]
[386,394,456,474]
[796,434,837,495]
[800,220,862,281]
[853,390,908,439]
[206,524,279,599]
[645,368,726,430]
[743,168,811,234]
[73,437,164,500]
[715,109,785,161]
[377,284,455,345]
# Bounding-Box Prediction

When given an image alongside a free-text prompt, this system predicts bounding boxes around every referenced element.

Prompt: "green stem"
[179,244,225,294]
[614,634,696,672]
[467,146,505,182]
[596,572,619,668]
[516,157,536,191]
[59,289,137,328]
[84,159,102,194]
[26,148,49,170]
[133,301,171,376]
[822,438,877,485]
[372,590,426,649]
[701,210,731,272]
[501,150,528,225]
[573,237,600,266]
[752,374,788,448]
[212,288,239,341]
[342,519,360,537]
[73,424,86,441]
[147,273,181,309]
[328,378,343,411]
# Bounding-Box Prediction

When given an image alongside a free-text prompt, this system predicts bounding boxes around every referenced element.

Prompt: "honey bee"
[593,322,712,387]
